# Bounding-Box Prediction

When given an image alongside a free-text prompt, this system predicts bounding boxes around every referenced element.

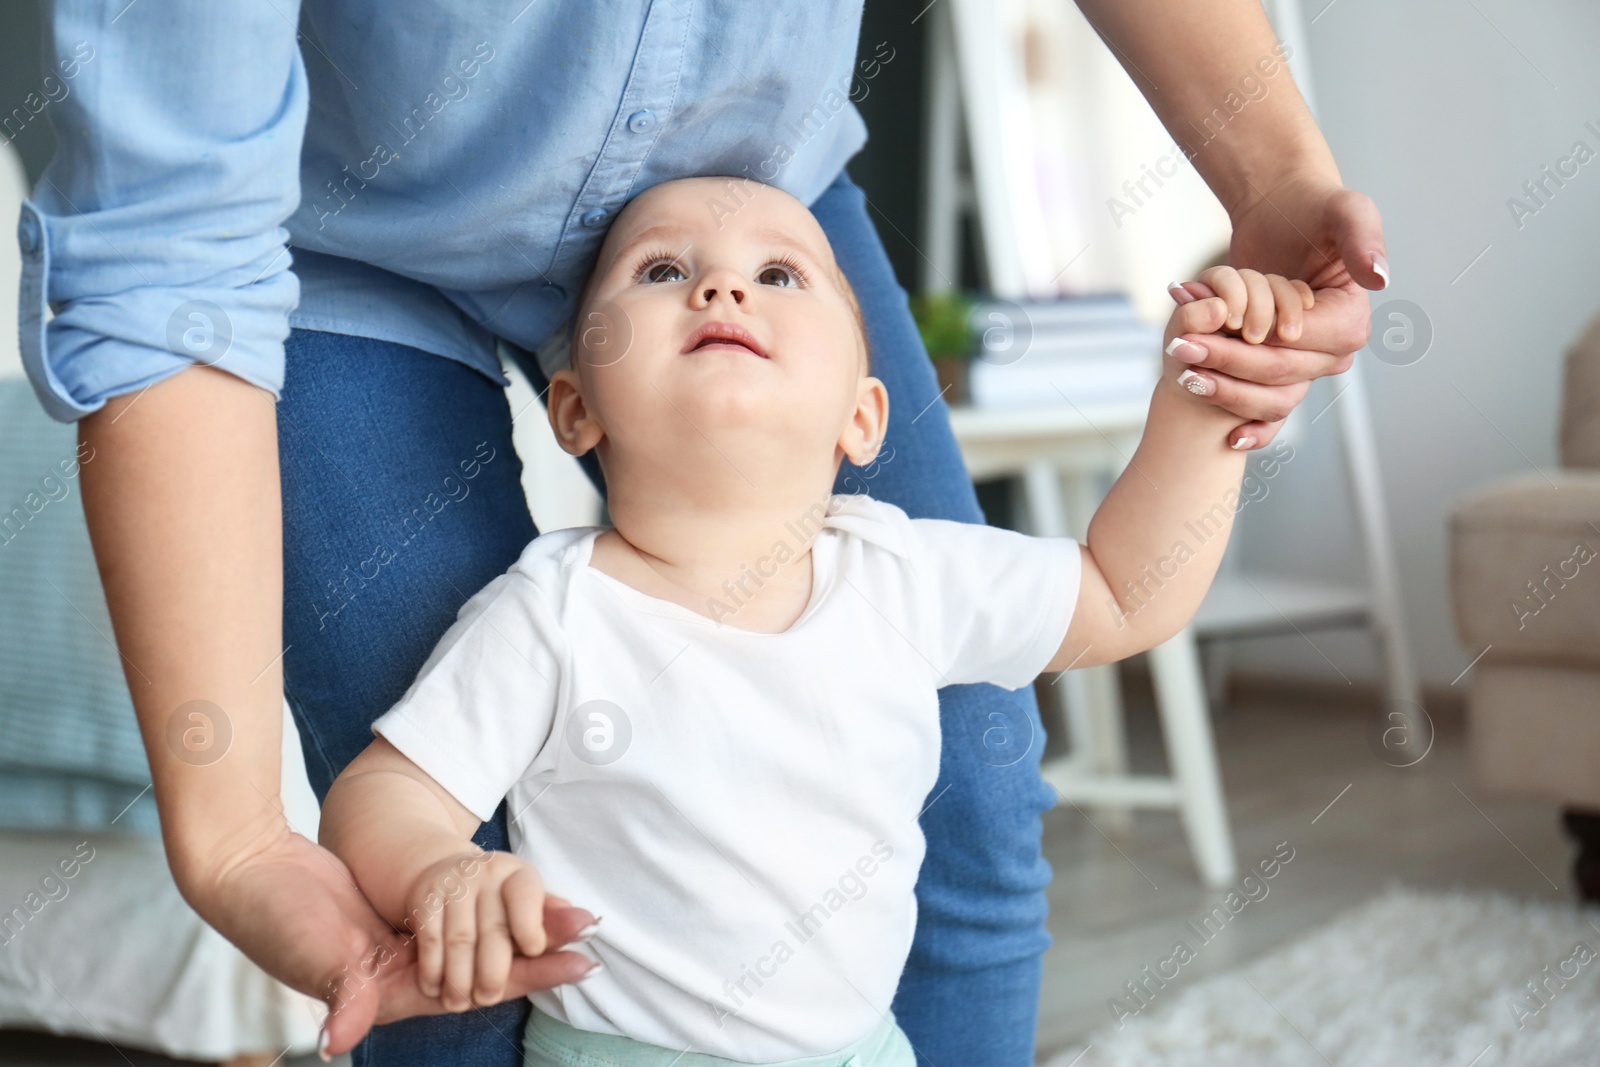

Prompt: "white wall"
[0,140,26,381]
[1223,0,1600,688]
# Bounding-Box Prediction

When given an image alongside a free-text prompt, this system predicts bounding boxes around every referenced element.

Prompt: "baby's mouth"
[681,321,770,359]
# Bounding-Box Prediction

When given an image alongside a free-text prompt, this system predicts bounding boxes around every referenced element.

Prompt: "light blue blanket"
[0,379,157,835]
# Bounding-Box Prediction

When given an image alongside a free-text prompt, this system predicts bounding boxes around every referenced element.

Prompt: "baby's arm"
[1047,269,1312,670]
[321,737,549,1010]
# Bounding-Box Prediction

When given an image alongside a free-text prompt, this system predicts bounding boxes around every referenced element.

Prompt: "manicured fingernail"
[1167,282,1195,305]
[1231,435,1256,450]
[578,960,605,982]
[1164,338,1207,363]
[1371,252,1390,289]
[318,1027,331,1063]
[1177,369,1213,396]
[574,917,603,942]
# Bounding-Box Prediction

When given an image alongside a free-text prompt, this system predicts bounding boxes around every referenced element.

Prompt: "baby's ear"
[842,375,889,467]
[547,369,604,456]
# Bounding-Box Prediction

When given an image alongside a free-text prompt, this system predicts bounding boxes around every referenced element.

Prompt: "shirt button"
[626,109,657,133]
[581,208,608,227]
[17,212,41,258]
[541,282,566,302]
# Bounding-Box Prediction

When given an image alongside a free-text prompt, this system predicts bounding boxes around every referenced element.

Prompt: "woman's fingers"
[1225,417,1288,452]
[1171,331,1350,388]
[541,897,597,950]
[1171,365,1310,425]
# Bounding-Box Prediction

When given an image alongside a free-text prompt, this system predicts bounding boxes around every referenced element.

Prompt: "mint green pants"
[522,1008,918,1067]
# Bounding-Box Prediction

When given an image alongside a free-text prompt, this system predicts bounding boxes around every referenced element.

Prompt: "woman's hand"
[1168,169,1388,450]
[1163,273,1314,450]
[191,827,598,1059]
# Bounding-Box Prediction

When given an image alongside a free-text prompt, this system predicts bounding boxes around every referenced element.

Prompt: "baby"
[319,176,1316,1066]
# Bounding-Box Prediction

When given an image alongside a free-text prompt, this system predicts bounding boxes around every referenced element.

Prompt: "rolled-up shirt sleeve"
[18,1,307,422]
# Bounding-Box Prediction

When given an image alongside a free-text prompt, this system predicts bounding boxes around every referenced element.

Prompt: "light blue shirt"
[18,1,874,422]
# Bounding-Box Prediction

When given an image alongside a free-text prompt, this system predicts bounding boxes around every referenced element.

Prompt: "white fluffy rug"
[1048,887,1600,1067]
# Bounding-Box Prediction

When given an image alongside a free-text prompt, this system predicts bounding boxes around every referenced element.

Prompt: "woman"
[21,1,1385,1064]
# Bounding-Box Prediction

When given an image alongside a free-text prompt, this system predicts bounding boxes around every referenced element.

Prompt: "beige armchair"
[1448,312,1600,900]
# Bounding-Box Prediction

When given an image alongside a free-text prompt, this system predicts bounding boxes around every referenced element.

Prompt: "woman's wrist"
[1216,135,1342,223]
[165,784,295,909]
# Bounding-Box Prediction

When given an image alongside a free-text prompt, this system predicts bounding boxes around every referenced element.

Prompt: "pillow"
[0,379,156,835]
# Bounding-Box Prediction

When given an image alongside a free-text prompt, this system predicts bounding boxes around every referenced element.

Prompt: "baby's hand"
[1162,267,1318,444]
[1176,266,1315,345]
[405,849,549,1012]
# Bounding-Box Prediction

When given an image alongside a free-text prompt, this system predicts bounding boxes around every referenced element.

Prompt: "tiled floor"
[1034,668,1574,1061]
[1,669,1574,1066]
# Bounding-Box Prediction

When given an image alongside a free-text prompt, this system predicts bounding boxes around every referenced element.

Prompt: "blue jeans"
[522,1008,915,1067]
[278,167,1056,1067]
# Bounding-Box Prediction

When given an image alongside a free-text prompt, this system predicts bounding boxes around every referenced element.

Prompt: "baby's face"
[552,177,883,487]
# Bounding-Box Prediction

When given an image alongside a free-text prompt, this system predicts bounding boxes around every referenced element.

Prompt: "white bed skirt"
[0,699,327,1060]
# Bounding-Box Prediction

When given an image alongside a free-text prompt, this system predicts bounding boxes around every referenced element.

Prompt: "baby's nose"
[701,284,745,304]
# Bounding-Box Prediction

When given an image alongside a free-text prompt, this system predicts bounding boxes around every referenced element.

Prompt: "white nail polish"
[578,961,606,982]
[574,920,602,942]
[1164,337,1188,357]
[1177,369,1211,396]
[1372,252,1390,289]
[1231,436,1255,450]
[318,1027,331,1063]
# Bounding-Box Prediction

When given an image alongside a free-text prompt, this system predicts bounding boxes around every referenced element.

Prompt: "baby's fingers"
[441,892,478,1012]
[1166,295,1230,348]
[473,883,513,1007]
[503,864,548,958]
[1198,266,1247,330]
[1268,275,1307,342]
[1237,269,1277,344]
[413,897,445,999]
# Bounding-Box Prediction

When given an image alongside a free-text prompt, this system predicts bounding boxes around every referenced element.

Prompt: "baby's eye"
[641,260,687,283]
[757,263,800,287]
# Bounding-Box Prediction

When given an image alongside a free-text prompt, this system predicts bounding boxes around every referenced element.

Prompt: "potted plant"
[910,290,976,406]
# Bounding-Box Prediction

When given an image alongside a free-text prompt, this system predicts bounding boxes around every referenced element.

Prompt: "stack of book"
[965,293,1161,410]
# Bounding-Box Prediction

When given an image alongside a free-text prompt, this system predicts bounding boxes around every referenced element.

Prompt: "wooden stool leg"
[1148,627,1237,887]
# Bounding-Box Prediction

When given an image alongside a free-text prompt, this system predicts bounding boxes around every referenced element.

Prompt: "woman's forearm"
[1074,0,1341,214]
[78,365,290,899]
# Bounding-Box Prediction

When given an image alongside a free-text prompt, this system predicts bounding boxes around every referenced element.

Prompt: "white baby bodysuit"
[371,492,1081,1061]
